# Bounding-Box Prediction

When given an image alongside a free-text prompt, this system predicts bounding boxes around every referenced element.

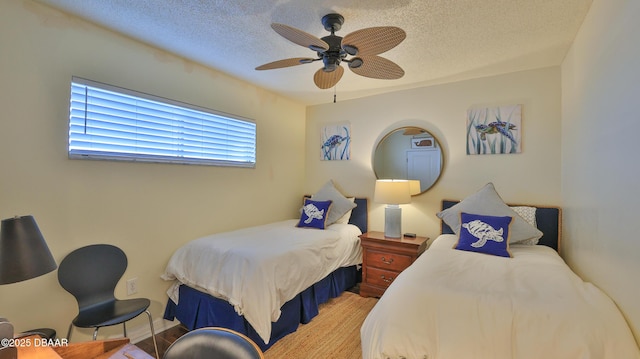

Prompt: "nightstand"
[359,231,429,298]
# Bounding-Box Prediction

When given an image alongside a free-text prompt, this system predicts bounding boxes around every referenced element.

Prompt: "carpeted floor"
[264,291,378,359]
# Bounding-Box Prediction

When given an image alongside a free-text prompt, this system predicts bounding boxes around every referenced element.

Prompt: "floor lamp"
[374,180,411,238]
[0,215,57,359]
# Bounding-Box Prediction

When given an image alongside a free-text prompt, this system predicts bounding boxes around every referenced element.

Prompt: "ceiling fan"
[255,13,406,90]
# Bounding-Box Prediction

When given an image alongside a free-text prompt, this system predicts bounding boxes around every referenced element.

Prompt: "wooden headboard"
[440,200,562,253]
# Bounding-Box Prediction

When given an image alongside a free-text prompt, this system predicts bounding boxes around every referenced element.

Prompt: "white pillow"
[436,183,542,244]
[311,180,357,226]
[334,197,355,224]
[510,206,539,245]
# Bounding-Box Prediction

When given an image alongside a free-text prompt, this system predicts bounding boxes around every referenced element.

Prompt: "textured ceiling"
[34,0,592,105]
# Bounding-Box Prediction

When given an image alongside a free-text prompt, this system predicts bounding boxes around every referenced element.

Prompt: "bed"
[162,186,367,351]
[361,184,640,359]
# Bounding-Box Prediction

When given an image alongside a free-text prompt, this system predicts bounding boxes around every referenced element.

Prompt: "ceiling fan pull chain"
[333,86,337,103]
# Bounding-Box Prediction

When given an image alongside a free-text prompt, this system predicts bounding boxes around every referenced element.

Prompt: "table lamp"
[0,215,57,359]
[374,180,411,238]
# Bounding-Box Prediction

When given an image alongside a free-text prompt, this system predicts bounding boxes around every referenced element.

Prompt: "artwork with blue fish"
[467,105,522,155]
[321,123,350,160]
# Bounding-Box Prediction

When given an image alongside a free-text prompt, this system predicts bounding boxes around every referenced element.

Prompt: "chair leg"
[145,310,160,359]
[93,327,99,340]
[66,323,73,341]
[123,322,127,337]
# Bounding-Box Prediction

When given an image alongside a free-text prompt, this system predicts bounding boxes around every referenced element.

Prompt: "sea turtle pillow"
[297,199,333,229]
[454,212,513,258]
[436,182,542,244]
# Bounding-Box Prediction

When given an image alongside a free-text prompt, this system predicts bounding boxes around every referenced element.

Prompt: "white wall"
[561,0,640,342]
[0,0,306,341]
[306,67,562,241]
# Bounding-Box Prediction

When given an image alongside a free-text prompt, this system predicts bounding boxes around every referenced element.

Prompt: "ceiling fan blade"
[271,23,329,51]
[313,66,344,89]
[255,57,317,70]
[342,26,406,56]
[349,56,404,79]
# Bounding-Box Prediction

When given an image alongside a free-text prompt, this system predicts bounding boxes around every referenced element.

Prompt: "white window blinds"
[68,77,256,167]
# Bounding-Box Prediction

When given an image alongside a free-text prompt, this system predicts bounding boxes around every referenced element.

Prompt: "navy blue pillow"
[454,212,513,257]
[297,199,333,229]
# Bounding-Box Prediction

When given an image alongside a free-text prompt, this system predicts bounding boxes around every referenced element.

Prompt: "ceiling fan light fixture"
[343,44,358,56]
[323,56,340,72]
[348,58,364,69]
[323,64,338,72]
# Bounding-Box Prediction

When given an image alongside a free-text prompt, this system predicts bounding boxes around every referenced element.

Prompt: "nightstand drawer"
[366,266,399,288]
[365,249,413,271]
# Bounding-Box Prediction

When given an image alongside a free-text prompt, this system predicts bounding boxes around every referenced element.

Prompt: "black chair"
[163,327,265,359]
[57,244,159,358]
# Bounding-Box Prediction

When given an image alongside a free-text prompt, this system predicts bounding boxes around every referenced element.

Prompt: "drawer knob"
[380,275,394,283]
[381,256,394,265]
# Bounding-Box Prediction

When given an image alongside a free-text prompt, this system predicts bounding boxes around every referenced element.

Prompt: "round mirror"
[373,126,444,194]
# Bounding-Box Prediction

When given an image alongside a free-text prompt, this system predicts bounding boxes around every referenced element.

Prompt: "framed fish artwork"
[321,122,351,160]
[466,104,522,155]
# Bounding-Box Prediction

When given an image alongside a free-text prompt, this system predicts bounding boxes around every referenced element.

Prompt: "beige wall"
[306,67,562,241]
[0,0,306,341]
[561,0,640,342]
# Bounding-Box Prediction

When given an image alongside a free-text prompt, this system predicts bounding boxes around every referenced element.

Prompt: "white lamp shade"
[374,180,411,204]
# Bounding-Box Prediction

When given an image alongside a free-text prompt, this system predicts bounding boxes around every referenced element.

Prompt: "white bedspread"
[361,234,640,359]
[161,219,362,344]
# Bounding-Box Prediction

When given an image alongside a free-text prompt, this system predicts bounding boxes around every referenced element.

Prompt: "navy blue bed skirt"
[163,265,360,351]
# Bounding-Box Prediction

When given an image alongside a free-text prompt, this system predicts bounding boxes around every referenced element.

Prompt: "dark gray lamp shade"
[0,215,57,285]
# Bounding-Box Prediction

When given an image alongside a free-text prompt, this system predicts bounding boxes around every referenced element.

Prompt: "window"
[68,77,256,167]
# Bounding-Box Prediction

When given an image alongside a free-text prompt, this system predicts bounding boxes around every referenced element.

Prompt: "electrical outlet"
[126,277,138,296]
